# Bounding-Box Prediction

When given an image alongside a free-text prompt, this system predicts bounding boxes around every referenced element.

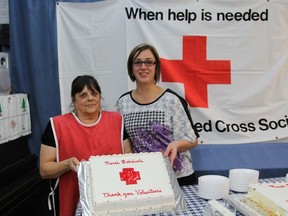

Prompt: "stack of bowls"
[229,168,259,192]
[198,175,229,200]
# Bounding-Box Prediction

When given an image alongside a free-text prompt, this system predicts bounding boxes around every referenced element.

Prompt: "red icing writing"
[104,160,120,165]
[121,159,144,164]
[104,159,144,165]
[268,183,288,188]
[103,192,134,198]
[135,189,162,195]
[103,192,121,197]
[102,188,162,198]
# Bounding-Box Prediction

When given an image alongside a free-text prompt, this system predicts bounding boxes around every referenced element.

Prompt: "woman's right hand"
[40,144,80,179]
[64,157,80,172]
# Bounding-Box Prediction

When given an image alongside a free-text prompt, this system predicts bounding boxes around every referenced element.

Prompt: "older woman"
[40,75,131,216]
[116,43,199,186]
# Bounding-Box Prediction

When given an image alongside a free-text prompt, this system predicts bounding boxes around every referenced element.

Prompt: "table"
[0,94,31,144]
[75,176,285,216]
[174,176,285,216]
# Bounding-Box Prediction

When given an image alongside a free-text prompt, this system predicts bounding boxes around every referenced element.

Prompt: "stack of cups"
[229,168,259,192]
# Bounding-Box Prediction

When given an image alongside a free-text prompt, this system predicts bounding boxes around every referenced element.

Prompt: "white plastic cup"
[286,173,288,182]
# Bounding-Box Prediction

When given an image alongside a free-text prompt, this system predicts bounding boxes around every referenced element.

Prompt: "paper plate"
[229,169,259,192]
[198,175,229,200]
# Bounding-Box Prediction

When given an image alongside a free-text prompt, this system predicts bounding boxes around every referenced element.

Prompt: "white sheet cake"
[245,182,288,216]
[87,152,176,216]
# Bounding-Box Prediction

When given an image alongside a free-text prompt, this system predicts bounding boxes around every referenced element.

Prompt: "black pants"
[177,173,197,186]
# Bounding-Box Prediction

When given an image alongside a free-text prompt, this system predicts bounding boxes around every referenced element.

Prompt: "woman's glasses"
[133,60,156,67]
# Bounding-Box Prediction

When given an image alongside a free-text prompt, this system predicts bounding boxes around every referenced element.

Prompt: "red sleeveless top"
[51,111,123,216]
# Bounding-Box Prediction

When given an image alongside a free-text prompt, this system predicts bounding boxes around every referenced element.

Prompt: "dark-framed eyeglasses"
[133,60,156,67]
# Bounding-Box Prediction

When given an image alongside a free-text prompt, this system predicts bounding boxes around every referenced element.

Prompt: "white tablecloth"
[0,94,31,144]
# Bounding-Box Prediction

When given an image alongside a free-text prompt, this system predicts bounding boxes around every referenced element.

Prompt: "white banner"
[56,0,288,144]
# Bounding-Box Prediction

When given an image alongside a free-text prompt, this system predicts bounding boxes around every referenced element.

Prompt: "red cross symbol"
[161,36,231,108]
[119,168,141,185]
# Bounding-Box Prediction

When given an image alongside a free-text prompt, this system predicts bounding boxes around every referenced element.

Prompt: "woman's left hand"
[163,142,179,167]
[163,139,198,167]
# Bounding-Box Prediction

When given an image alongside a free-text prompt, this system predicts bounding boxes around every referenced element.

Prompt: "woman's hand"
[163,142,179,167]
[65,157,80,172]
[163,139,198,167]
[39,144,80,179]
